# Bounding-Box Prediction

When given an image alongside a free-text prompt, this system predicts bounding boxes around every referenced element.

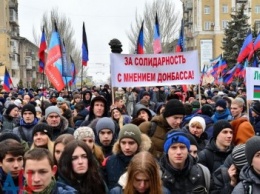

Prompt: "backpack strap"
[197,163,211,192]
[242,180,253,194]
[148,121,157,137]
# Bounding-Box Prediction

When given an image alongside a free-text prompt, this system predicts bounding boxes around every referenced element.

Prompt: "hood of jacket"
[39,115,69,132]
[239,165,260,185]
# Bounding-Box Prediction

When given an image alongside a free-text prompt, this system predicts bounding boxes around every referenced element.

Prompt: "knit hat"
[74,127,95,141]
[213,120,232,139]
[45,106,61,117]
[5,104,18,115]
[201,104,214,117]
[90,96,107,108]
[22,104,36,117]
[95,117,115,134]
[245,136,260,165]
[252,103,260,115]
[118,124,142,145]
[215,99,227,109]
[232,144,247,170]
[142,91,150,98]
[164,131,190,153]
[191,101,200,110]
[14,99,22,108]
[188,116,206,131]
[35,106,42,113]
[186,133,198,148]
[163,99,185,118]
[33,123,53,139]
[0,132,21,143]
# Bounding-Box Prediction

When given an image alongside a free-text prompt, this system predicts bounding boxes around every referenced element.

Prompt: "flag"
[237,29,254,63]
[223,65,236,84]
[38,28,47,73]
[69,56,76,86]
[137,21,144,54]
[82,22,89,66]
[252,55,259,67]
[217,59,228,75]
[254,32,260,51]
[200,64,206,85]
[233,63,244,77]
[3,67,13,92]
[45,22,65,92]
[254,85,260,98]
[153,12,162,54]
[175,20,184,52]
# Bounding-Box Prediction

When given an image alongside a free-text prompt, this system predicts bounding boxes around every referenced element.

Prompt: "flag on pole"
[45,22,65,92]
[69,56,76,86]
[237,29,254,63]
[137,21,144,54]
[175,20,184,52]
[38,28,47,73]
[3,67,13,92]
[82,22,89,66]
[153,12,162,54]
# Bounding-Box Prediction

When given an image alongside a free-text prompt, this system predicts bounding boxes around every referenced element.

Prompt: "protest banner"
[110,50,200,87]
[246,67,260,100]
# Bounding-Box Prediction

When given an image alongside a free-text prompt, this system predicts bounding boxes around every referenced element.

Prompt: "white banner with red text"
[110,50,200,87]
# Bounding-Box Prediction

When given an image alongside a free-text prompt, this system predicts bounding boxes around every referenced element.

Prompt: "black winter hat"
[245,136,260,165]
[22,103,36,117]
[142,91,150,98]
[90,96,107,108]
[201,104,214,117]
[252,103,260,115]
[0,132,21,143]
[33,123,53,140]
[215,99,227,109]
[213,120,232,139]
[163,99,185,118]
[5,104,18,115]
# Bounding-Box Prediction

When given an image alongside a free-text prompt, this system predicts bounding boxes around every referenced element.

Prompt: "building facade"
[182,0,259,70]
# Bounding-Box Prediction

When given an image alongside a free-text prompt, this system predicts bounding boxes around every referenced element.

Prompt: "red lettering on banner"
[124,57,133,65]
[118,73,122,82]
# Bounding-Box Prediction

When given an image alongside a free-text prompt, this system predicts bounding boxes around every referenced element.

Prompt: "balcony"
[236,0,247,3]
[186,2,193,10]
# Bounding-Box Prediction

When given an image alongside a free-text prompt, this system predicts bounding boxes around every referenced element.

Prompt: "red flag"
[38,28,47,73]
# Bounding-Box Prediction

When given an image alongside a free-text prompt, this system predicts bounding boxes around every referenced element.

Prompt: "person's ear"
[52,165,57,176]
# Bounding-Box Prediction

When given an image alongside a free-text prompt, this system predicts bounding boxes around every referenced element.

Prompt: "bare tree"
[128,0,182,53]
[33,8,81,72]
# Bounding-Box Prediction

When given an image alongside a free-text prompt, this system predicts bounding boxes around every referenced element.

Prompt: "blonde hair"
[124,151,163,194]
[31,137,54,156]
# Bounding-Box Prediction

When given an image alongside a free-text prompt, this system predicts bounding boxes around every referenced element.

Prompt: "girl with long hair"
[58,140,107,194]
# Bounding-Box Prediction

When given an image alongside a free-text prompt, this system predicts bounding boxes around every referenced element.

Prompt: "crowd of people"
[0,82,260,193]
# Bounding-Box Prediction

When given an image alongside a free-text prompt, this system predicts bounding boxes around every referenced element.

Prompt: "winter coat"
[1,114,19,132]
[39,116,74,140]
[230,117,255,145]
[251,115,260,136]
[232,165,260,194]
[139,114,173,159]
[73,109,89,129]
[160,154,208,194]
[198,138,233,173]
[53,181,78,194]
[0,167,21,194]
[103,133,151,190]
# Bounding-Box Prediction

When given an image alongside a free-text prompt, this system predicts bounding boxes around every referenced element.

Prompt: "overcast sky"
[18,0,182,83]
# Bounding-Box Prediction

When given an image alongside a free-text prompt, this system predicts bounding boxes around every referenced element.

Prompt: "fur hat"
[33,123,53,139]
[22,103,36,117]
[245,136,260,165]
[163,99,185,118]
[45,106,61,117]
[95,117,115,134]
[164,131,190,153]
[188,116,206,131]
[215,99,227,109]
[213,120,232,139]
[74,127,95,141]
[118,124,141,145]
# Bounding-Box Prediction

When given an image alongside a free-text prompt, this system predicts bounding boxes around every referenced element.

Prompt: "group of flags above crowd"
[200,29,260,86]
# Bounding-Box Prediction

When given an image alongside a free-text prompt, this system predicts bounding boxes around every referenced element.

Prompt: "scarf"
[20,118,39,129]
[23,178,55,194]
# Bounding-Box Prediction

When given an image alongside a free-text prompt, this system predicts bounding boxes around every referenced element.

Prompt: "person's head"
[114,97,124,109]
[142,92,150,101]
[201,104,214,117]
[163,99,185,129]
[136,107,152,121]
[45,106,62,127]
[245,136,260,174]
[74,127,95,150]
[124,151,163,194]
[96,117,115,146]
[231,97,245,119]
[32,123,53,148]
[213,120,233,151]
[90,96,107,118]
[5,104,19,118]
[188,116,206,138]
[0,139,24,177]
[53,134,74,165]
[186,134,199,159]
[118,124,142,156]
[215,99,227,112]
[21,103,36,123]
[164,131,190,169]
[73,94,81,103]
[252,102,260,118]
[232,144,247,170]
[83,91,92,101]
[23,148,56,192]
[23,94,31,103]
[111,107,122,120]
[35,106,42,119]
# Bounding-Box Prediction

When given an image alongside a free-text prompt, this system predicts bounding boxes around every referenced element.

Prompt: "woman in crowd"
[1,104,20,132]
[58,140,107,194]
[111,107,131,130]
[30,123,54,155]
[110,151,170,194]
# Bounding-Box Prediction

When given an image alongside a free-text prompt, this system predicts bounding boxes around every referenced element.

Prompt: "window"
[222,5,228,13]
[204,6,210,14]
[256,5,260,13]
[204,22,211,30]
[222,20,229,29]
[256,21,260,31]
